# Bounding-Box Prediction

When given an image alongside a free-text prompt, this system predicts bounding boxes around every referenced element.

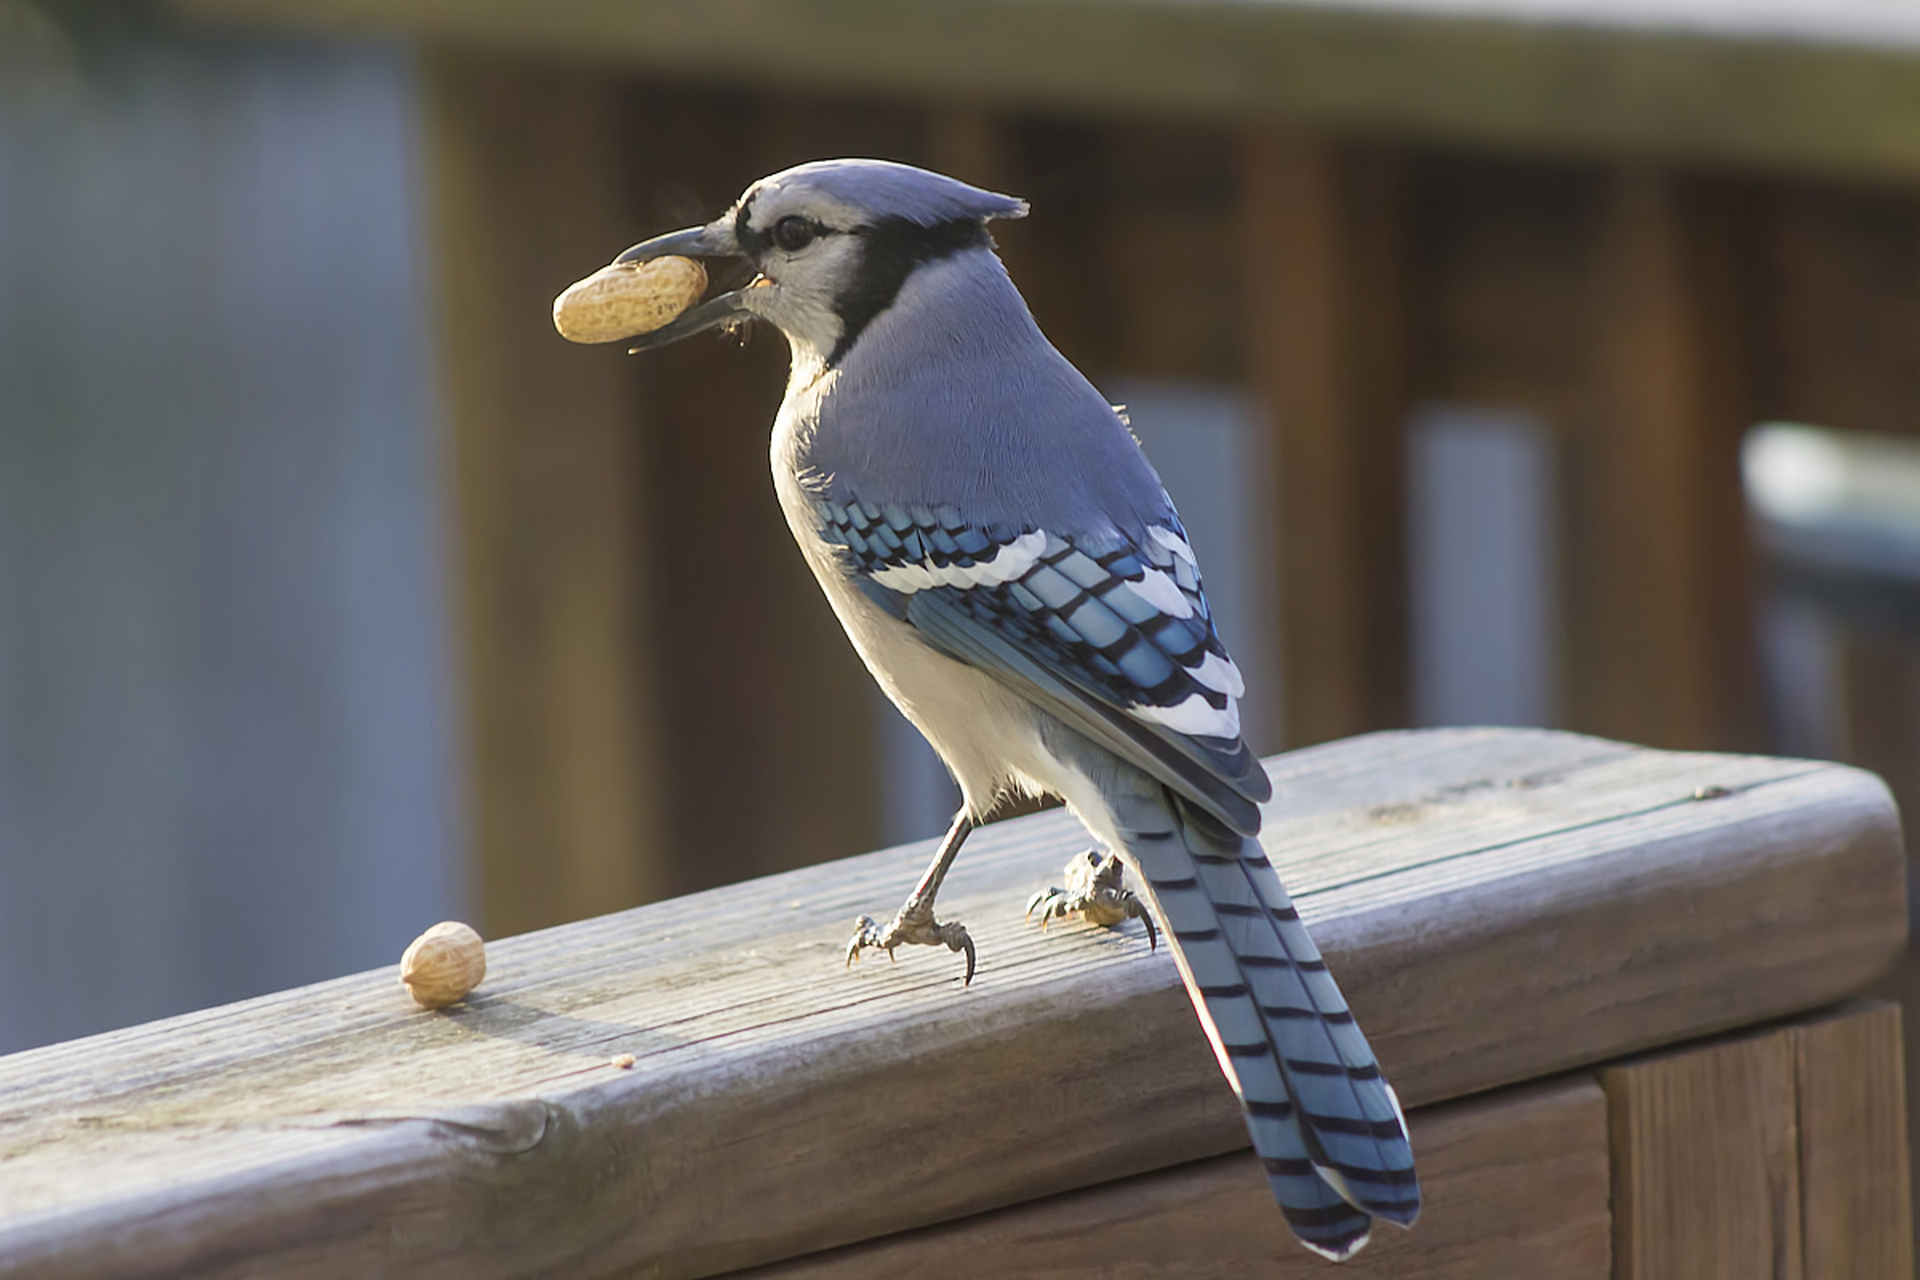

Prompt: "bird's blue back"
[800,248,1175,545]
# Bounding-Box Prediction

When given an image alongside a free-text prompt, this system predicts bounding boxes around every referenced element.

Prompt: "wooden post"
[1603,1001,1913,1280]
[1243,129,1410,748]
[1756,184,1920,1257]
[1796,1002,1915,1280]
[1602,1026,1804,1279]
[424,53,666,935]
[1575,168,1760,752]
[1091,123,1243,384]
[927,108,1007,195]
[1755,183,1920,440]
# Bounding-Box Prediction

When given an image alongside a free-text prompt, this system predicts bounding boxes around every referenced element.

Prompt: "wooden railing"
[172,0,1920,179]
[0,728,1908,1278]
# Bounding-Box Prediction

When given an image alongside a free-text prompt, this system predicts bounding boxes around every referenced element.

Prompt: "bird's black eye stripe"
[826,216,991,366]
[772,215,821,253]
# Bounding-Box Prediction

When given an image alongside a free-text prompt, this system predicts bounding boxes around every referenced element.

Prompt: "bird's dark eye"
[772,215,818,253]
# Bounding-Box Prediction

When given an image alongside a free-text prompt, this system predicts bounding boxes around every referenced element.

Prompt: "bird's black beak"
[614,221,755,353]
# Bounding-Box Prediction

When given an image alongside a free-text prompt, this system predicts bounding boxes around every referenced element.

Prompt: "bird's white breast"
[769,379,1061,818]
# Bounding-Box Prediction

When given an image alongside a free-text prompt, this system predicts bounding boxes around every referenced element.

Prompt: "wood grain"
[1795,1002,1915,1280]
[165,0,1920,180]
[0,729,1903,1279]
[744,1076,1611,1279]
[1604,1002,1914,1280]
[1603,1025,1804,1280]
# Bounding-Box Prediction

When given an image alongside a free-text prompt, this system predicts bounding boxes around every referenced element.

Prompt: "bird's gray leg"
[846,810,977,984]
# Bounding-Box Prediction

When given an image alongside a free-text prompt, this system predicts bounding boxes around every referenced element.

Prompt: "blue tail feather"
[1101,779,1421,1260]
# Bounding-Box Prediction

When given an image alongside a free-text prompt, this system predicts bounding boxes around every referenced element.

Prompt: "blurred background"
[2,0,1917,1155]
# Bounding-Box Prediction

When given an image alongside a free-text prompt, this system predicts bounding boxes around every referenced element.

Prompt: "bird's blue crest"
[744,159,1028,227]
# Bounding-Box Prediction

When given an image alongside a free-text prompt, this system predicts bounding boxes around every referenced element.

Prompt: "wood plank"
[925,108,1039,304]
[1667,173,1769,755]
[1754,182,1920,440]
[1604,1002,1915,1280]
[1602,1026,1804,1280]
[976,117,1114,379]
[745,1077,1610,1278]
[1409,159,1767,752]
[424,52,667,933]
[165,0,1920,180]
[1091,123,1242,385]
[1868,957,1920,1273]
[0,729,1903,1279]
[1243,128,1410,747]
[1573,166,1759,752]
[1795,1001,1914,1280]
[1408,152,1599,419]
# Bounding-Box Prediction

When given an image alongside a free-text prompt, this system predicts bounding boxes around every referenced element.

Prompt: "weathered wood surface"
[747,1076,1611,1278]
[1795,1003,1914,1280]
[1601,1000,1914,1280]
[0,729,1904,1279]
[164,0,1920,179]
[1602,1020,1806,1278]
[781,1002,1906,1280]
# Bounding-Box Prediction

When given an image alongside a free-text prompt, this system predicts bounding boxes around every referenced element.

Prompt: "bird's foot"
[1025,849,1157,950]
[845,902,976,985]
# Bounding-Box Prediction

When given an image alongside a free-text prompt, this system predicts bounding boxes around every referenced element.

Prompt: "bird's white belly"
[771,465,1060,818]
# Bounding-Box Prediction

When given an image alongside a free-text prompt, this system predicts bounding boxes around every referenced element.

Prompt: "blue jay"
[615,159,1418,1260]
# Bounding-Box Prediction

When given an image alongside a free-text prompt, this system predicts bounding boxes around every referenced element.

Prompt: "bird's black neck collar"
[828,218,992,367]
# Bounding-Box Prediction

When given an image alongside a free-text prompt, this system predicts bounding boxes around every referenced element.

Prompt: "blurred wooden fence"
[408,50,1920,936]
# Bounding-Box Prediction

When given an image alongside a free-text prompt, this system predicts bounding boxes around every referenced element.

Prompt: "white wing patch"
[1189,651,1246,698]
[1148,525,1198,567]
[870,529,1048,593]
[834,505,1248,745]
[1126,566,1193,619]
[1136,692,1242,739]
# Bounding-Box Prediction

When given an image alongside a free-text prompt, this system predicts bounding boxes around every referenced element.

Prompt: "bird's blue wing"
[818,495,1271,834]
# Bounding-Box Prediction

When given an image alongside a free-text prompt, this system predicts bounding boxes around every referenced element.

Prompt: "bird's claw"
[844,908,977,985]
[949,924,977,986]
[1025,849,1157,950]
[844,914,888,968]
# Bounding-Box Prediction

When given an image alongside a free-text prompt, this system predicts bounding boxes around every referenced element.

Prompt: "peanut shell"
[553,255,707,344]
[400,920,486,1009]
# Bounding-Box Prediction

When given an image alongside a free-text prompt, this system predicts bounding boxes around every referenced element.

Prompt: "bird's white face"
[727,182,872,370]
[615,159,1010,369]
